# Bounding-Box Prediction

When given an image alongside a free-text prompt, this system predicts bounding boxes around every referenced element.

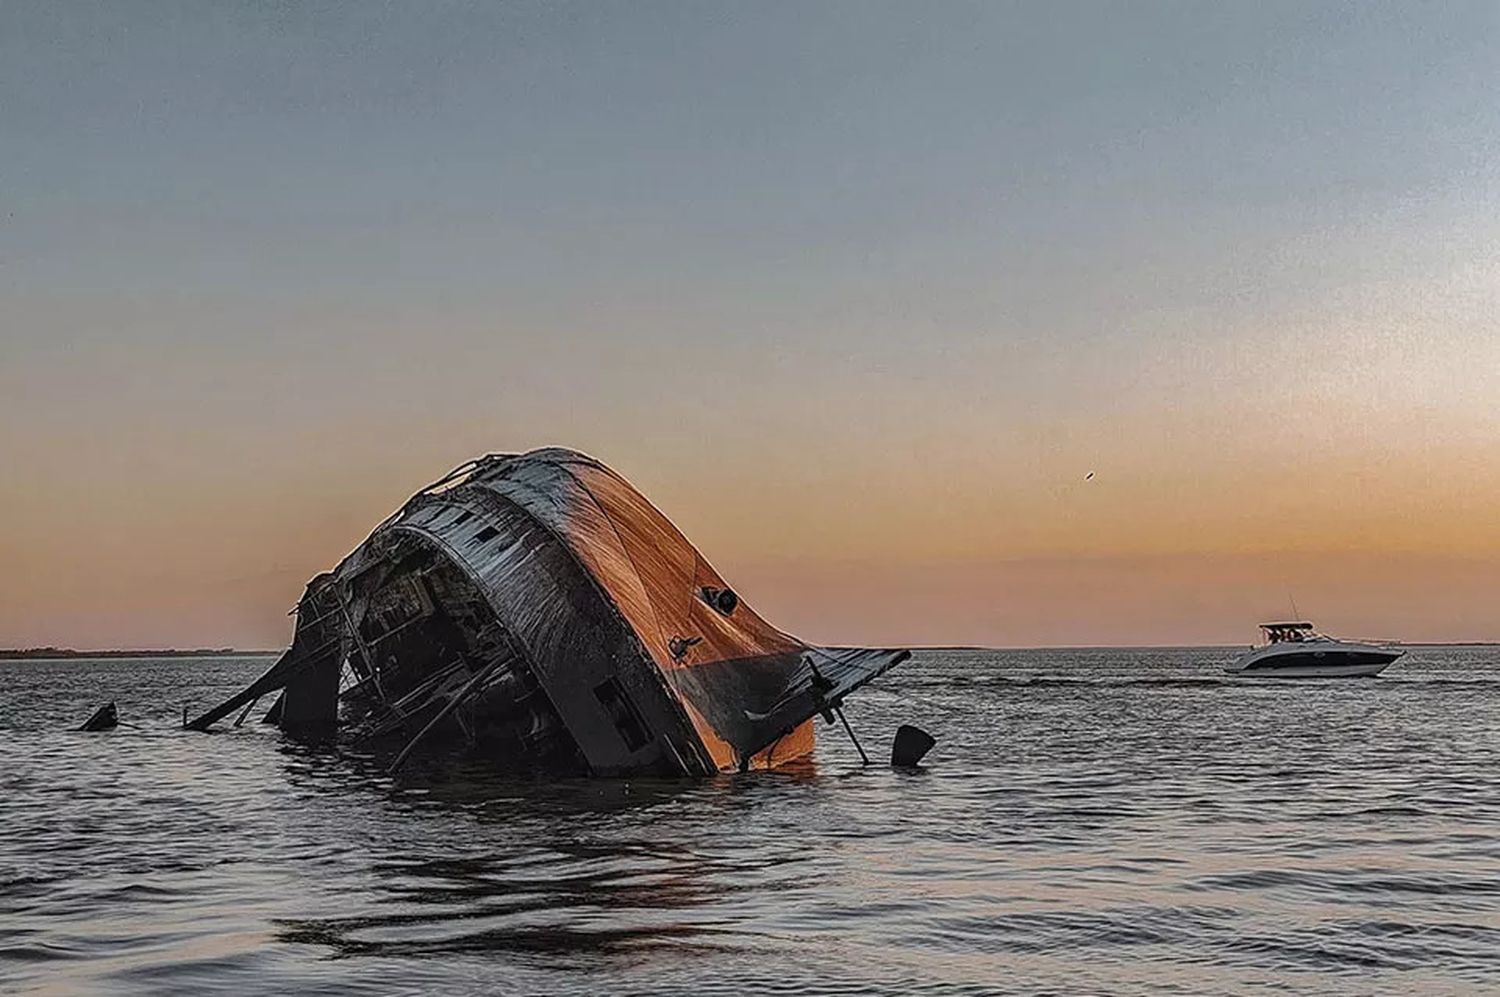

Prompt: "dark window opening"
[468,526,499,546]
[452,510,473,526]
[594,678,650,752]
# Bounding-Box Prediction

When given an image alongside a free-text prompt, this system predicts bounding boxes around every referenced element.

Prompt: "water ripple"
[1,647,1498,994]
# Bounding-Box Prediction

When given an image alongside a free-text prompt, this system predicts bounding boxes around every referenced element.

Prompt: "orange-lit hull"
[189,449,906,776]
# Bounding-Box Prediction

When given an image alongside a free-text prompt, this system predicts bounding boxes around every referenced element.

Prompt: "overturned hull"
[191,449,907,776]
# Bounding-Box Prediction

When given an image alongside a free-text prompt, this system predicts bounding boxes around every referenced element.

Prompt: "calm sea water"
[2,648,1498,995]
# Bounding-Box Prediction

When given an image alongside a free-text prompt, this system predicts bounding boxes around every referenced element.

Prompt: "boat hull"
[1226,659,1394,678]
[185,448,909,776]
[1224,644,1402,678]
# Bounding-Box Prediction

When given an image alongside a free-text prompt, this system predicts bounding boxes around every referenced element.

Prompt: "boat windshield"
[1260,623,1317,644]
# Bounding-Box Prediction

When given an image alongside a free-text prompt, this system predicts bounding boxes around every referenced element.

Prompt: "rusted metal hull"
[190,449,908,776]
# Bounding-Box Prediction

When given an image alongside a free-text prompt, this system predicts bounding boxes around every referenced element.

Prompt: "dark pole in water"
[233,696,260,728]
[834,705,870,766]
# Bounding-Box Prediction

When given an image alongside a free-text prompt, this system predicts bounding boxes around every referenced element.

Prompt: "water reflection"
[268,743,825,962]
[4,648,1500,994]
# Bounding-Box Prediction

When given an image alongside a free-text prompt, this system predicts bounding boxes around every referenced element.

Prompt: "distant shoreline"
[0,648,280,660]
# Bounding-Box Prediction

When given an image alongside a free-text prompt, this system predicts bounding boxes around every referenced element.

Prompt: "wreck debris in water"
[188,448,908,776]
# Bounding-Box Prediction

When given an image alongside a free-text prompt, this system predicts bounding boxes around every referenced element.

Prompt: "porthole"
[700,586,738,617]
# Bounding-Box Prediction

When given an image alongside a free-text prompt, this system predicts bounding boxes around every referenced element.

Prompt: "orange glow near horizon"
[3,403,1499,649]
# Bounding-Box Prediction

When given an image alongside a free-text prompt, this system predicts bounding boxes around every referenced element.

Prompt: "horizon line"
[4,640,1497,660]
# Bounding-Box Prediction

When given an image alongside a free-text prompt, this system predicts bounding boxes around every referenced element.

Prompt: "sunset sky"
[3,2,1498,649]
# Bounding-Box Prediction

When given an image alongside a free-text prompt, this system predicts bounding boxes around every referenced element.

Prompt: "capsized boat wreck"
[189,448,909,775]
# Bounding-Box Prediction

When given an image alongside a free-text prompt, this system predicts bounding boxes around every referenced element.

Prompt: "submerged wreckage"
[187,448,912,775]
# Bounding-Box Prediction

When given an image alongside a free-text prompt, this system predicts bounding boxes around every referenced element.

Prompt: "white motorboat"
[1225,622,1402,678]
